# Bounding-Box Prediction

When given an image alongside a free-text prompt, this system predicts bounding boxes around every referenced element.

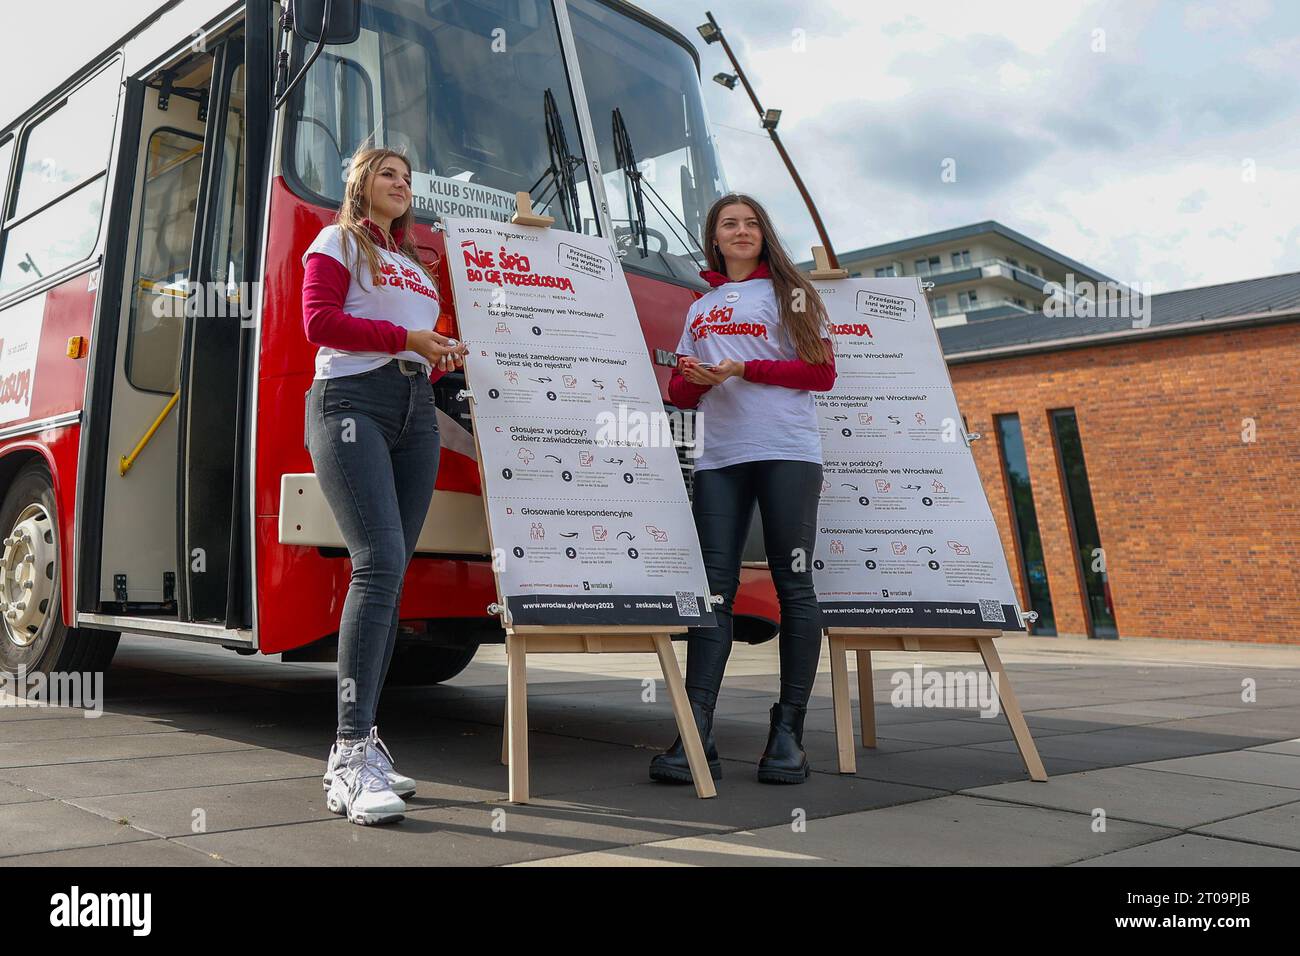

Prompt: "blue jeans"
[685,459,823,710]
[306,360,440,738]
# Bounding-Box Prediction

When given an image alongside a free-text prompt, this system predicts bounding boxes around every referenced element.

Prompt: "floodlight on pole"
[699,10,840,269]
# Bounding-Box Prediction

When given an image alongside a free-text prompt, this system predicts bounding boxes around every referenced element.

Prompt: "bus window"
[126,129,204,394]
[0,136,13,217]
[292,53,374,200]
[0,185,105,299]
[285,0,599,234]
[569,0,727,283]
[0,60,120,299]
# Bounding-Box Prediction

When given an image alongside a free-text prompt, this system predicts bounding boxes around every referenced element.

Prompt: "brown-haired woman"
[651,193,835,785]
[301,147,468,824]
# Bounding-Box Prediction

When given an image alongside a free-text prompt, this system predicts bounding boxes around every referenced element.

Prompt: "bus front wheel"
[0,462,119,684]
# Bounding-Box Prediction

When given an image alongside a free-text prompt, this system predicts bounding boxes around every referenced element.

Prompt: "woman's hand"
[679,356,719,386]
[406,329,469,372]
[713,358,745,381]
[679,356,743,385]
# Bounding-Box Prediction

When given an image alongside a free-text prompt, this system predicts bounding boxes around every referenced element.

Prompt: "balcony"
[925,257,1053,295]
[932,299,1036,328]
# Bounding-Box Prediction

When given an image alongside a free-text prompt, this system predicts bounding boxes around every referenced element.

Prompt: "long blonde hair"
[703,193,831,364]
[335,147,438,288]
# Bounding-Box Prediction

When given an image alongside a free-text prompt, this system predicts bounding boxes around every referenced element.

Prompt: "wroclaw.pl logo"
[891,664,1001,718]
[50,886,151,936]
[0,668,103,717]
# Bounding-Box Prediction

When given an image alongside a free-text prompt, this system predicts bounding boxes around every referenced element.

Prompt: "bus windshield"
[569,0,726,283]
[286,0,726,282]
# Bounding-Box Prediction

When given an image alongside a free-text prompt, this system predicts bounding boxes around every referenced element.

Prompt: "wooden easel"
[825,628,1047,781]
[511,191,555,227]
[807,245,849,280]
[498,625,716,803]
[449,193,716,803]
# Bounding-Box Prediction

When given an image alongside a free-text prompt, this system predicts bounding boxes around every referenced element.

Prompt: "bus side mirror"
[289,0,361,45]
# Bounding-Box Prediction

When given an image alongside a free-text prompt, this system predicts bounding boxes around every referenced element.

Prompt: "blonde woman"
[301,147,468,825]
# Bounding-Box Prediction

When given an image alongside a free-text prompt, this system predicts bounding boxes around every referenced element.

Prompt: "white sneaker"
[322,727,416,799]
[324,738,406,825]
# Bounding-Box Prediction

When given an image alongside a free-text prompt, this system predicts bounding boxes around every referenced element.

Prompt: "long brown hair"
[703,193,831,364]
[335,147,437,288]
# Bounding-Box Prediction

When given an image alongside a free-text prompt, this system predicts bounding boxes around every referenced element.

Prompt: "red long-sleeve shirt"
[302,252,410,353]
[301,228,445,382]
[667,340,835,408]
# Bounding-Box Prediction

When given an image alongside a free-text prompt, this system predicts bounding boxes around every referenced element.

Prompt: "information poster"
[811,278,1025,631]
[443,217,715,628]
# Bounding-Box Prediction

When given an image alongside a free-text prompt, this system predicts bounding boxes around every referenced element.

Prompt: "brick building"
[939,273,1300,643]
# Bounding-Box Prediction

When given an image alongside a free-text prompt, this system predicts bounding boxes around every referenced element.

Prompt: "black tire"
[0,461,120,686]
[385,643,478,686]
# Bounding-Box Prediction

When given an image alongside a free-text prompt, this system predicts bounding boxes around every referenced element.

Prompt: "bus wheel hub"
[1,505,55,647]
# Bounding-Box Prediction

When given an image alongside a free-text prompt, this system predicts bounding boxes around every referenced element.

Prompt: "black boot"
[649,698,722,784]
[757,701,810,784]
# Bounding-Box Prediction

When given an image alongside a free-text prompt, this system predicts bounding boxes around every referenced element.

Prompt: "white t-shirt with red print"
[674,276,824,472]
[302,225,441,380]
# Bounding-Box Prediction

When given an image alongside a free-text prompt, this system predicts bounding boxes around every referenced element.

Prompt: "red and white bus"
[0,0,780,686]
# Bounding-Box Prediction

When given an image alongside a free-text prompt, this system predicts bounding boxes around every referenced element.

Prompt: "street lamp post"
[699,10,842,269]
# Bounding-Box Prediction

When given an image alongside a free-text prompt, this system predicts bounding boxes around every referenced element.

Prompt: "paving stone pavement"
[1,633,1297,866]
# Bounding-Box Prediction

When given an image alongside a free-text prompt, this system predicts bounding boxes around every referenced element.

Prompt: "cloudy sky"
[651,0,1300,292]
[5,0,1298,292]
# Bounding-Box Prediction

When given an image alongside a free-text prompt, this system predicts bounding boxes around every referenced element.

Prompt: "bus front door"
[89,24,256,631]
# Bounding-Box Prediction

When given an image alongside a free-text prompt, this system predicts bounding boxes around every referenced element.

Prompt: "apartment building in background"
[805,220,1112,327]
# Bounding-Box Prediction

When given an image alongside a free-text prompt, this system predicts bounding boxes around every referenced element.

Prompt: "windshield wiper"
[610,110,707,269]
[612,108,648,258]
[527,88,583,229]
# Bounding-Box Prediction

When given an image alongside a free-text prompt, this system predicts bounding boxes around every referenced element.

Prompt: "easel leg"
[976,637,1047,782]
[856,649,876,748]
[499,643,510,765]
[828,635,856,774]
[506,632,530,802]
[500,697,509,766]
[653,634,717,799]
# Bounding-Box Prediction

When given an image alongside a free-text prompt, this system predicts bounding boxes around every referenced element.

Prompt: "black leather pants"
[685,459,823,710]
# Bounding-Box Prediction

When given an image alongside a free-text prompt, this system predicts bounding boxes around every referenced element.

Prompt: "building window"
[995,414,1057,635]
[932,295,949,316]
[874,265,896,277]
[950,249,971,269]
[958,290,979,311]
[1050,409,1117,638]
[1027,264,1040,276]
[1006,257,1020,268]
[914,255,940,275]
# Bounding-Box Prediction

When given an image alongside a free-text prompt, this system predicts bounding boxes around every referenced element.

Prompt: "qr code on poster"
[978,599,1006,624]
[675,591,700,617]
